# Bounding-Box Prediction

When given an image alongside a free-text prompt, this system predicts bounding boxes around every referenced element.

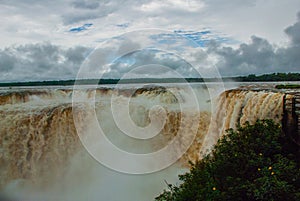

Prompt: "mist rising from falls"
[0,85,285,200]
[0,85,212,200]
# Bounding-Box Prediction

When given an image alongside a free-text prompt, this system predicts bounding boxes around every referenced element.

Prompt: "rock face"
[283,93,300,146]
[296,94,300,141]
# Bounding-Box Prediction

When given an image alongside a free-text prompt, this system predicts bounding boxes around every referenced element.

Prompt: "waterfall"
[0,85,287,200]
[200,89,284,155]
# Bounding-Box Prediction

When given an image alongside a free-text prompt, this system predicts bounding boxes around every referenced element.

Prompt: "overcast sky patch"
[0,0,299,81]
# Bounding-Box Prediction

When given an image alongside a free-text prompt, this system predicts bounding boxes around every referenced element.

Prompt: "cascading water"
[200,89,285,155]
[0,84,286,200]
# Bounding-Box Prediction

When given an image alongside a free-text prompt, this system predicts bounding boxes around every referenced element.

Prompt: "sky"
[0,0,300,81]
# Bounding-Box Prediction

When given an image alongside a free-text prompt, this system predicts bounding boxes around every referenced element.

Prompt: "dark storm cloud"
[208,12,300,76]
[284,12,300,45]
[208,36,276,75]
[0,43,90,82]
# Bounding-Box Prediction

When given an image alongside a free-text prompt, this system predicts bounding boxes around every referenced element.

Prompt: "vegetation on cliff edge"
[155,120,300,201]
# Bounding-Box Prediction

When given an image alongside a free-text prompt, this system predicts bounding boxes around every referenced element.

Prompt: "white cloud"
[139,0,204,13]
[0,0,299,81]
[1,0,299,46]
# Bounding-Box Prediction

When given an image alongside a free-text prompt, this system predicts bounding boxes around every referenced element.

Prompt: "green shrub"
[275,84,300,89]
[155,120,300,201]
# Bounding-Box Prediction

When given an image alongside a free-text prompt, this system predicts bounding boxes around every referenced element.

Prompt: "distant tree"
[155,120,300,201]
[247,74,256,81]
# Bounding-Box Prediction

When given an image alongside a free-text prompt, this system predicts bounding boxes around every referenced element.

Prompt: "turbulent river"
[0,82,291,201]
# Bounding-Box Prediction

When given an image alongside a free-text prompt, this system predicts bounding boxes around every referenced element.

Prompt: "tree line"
[0,72,299,87]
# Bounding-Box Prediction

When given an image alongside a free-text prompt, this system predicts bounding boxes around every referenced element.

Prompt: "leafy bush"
[155,120,300,201]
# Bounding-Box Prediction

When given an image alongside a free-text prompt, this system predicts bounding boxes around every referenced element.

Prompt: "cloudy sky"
[0,0,300,81]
